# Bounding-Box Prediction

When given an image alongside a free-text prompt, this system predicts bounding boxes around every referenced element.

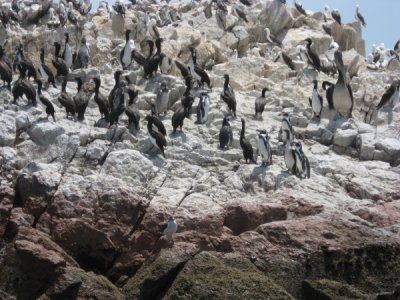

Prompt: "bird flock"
[1,0,400,236]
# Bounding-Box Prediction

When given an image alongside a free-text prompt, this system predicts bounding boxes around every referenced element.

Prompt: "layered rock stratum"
[1,0,400,299]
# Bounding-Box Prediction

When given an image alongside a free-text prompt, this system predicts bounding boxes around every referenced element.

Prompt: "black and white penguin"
[112,0,125,16]
[309,80,323,118]
[304,38,321,72]
[38,48,56,89]
[240,118,256,164]
[355,5,366,27]
[67,2,77,25]
[145,115,167,157]
[161,216,177,244]
[188,47,212,89]
[331,8,341,25]
[58,78,76,119]
[281,113,294,143]
[36,80,56,122]
[62,33,73,70]
[294,142,310,179]
[284,134,296,174]
[77,37,90,69]
[220,74,236,117]
[219,116,233,150]
[376,80,400,109]
[197,92,210,124]
[257,129,272,167]
[154,81,169,116]
[92,77,109,121]
[331,51,354,118]
[120,29,134,69]
[52,42,69,77]
[255,87,268,119]
[74,77,92,121]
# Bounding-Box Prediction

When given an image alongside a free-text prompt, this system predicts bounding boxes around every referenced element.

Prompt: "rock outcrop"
[0,0,399,299]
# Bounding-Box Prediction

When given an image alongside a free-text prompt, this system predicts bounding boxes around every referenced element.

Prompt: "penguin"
[281,113,294,143]
[145,115,167,157]
[294,142,310,179]
[255,87,268,119]
[62,33,73,69]
[188,47,212,89]
[67,2,77,25]
[219,116,233,150]
[154,81,169,116]
[38,48,56,89]
[58,78,76,119]
[92,77,109,121]
[52,42,69,77]
[220,74,236,117]
[240,118,256,164]
[284,133,296,174]
[304,38,321,72]
[376,80,400,109]
[112,0,125,16]
[58,3,67,26]
[73,77,92,121]
[36,80,56,122]
[197,92,210,124]
[233,4,248,23]
[257,129,272,167]
[77,37,90,69]
[331,51,354,118]
[161,216,177,244]
[309,80,323,118]
[120,29,134,69]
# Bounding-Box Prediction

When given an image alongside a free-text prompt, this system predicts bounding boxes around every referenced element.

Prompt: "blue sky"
[299,0,399,54]
[88,0,397,55]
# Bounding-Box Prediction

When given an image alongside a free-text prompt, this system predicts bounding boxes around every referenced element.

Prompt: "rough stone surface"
[0,1,399,299]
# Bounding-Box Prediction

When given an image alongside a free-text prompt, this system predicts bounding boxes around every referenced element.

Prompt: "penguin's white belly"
[203,99,209,121]
[258,139,269,161]
[285,149,295,170]
[295,152,303,173]
[156,92,169,113]
[148,132,158,148]
[160,56,170,74]
[64,46,72,68]
[122,43,132,66]
[312,92,322,115]
[163,222,177,236]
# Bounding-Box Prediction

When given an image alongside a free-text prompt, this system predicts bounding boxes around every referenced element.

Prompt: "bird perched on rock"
[120,29,135,69]
[284,136,296,174]
[304,38,321,72]
[58,78,76,119]
[309,80,323,119]
[145,115,166,157]
[161,216,177,245]
[331,8,341,25]
[376,80,400,110]
[240,118,256,164]
[220,74,236,117]
[36,80,55,122]
[154,81,169,117]
[197,92,210,125]
[77,37,90,69]
[219,116,233,150]
[355,5,366,27]
[62,33,73,70]
[74,77,92,121]
[281,113,294,143]
[294,142,310,179]
[255,88,269,119]
[92,77,109,121]
[38,48,56,89]
[294,0,307,16]
[257,129,272,167]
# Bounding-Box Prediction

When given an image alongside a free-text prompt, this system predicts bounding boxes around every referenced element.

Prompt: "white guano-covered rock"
[28,122,65,146]
[333,129,358,148]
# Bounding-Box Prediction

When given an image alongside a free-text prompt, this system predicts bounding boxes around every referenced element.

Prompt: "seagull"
[161,216,177,245]
[355,4,366,27]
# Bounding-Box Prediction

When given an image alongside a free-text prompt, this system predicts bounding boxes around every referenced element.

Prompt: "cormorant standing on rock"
[240,118,256,164]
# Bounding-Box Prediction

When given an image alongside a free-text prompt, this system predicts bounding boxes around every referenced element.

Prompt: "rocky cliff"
[1,0,400,299]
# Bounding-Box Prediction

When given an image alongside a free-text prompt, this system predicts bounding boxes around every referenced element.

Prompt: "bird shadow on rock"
[169,131,187,143]
[250,165,268,179]
[326,115,347,133]
[145,151,168,168]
